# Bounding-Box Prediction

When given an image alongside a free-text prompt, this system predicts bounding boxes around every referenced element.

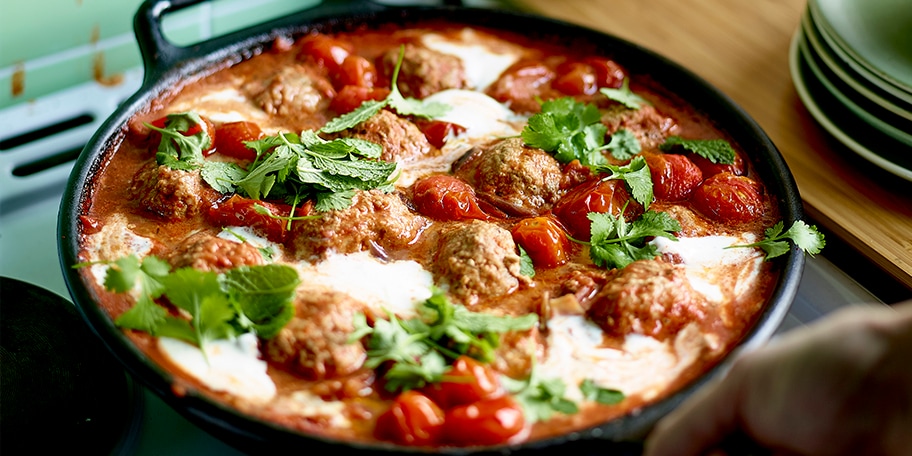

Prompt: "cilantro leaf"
[592,155,653,209]
[660,135,735,165]
[580,379,625,405]
[599,78,649,110]
[104,255,172,333]
[521,97,608,167]
[319,45,449,134]
[730,220,826,260]
[201,161,247,194]
[145,112,211,169]
[502,366,578,422]
[587,209,681,269]
[603,129,641,160]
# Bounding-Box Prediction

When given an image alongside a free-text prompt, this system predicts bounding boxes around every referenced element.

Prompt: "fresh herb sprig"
[585,208,682,270]
[730,220,825,260]
[349,290,538,392]
[599,78,649,110]
[501,364,578,422]
[591,155,653,209]
[320,45,450,134]
[521,97,609,167]
[659,135,736,165]
[75,255,300,350]
[146,111,211,170]
[579,379,625,405]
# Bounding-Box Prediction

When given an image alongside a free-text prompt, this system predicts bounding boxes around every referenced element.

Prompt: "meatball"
[430,220,528,306]
[492,327,544,380]
[454,137,566,216]
[127,159,218,220]
[601,104,679,149]
[246,64,334,117]
[167,233,265,272]
[379,43,466,99]
[290,190,429,261]
[264,288,367,380]
[587,259,705,340]
[330,109,432,162]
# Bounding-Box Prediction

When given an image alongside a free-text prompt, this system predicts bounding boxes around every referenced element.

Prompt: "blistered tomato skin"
[206,195,304,243]
[688,151,746,178]
[336,54,377,88]
[692,172,764,223]
[554,179,643,241]
[297,34,352,73]
[422,356,501,410]
[412,175,492,221]
[643,152,703,202]
[553,61,599,96]
[511,216,571,268]
[375,391,446,446]
[214,121,263,161]
[442,396,526,446]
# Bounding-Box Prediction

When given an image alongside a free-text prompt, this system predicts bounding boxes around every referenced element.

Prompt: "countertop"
[510,0,912,292]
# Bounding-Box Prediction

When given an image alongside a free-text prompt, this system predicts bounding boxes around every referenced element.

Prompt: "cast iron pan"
[59,0,805,454]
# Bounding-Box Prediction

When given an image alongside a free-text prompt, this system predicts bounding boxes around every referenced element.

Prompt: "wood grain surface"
[510,0,912,290]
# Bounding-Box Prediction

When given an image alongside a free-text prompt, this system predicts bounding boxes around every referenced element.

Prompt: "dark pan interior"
[59,1,804,454]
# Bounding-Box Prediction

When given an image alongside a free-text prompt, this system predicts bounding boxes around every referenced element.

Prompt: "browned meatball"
[264,288,367,380]
[430,220,528,306]
[166,233,265,272]
[330,109,432,162]
[453,137,566,216]
[290,190,429,261]
[379,43,466,99]
[245,64,334,117]
[601,104,679,149]
[587,259,705,340]
[127,159,218,220]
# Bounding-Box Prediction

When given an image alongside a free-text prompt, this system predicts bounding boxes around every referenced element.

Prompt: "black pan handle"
[132,0,380,83]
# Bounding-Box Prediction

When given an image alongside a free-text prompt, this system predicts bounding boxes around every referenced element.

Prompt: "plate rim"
[789,27,912,182]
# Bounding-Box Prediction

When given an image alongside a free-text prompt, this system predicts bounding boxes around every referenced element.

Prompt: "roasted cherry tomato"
[691,172,764,224]
[412,175,492,221]
[553,61,599,96]
[487,60,555,113]
[206,195,302,243]
[375,391,445,446]
[423,356,501,410]
[297,33,352,73]
[331,85,390,114]
[553,179,643,241]
[415,120,466,149]
[442,396,526,446]
[511,216,571,268]
[643,152,703,202]
[687,151,746,178]
[214,121,263,161]
[334,54,377,88]
[583,56,626,89]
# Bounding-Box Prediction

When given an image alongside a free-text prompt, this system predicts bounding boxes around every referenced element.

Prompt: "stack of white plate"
[789,0,912,181]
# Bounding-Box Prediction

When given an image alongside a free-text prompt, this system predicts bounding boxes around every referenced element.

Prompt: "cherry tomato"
[412,175,492,221]
[334,54,377,88]
[583,57,626,88]
[375,391,445,446]
[643,152,703,202]
[423,356,502,410]
[330,85,390,114]
[488,60,555,112]
[553,61,598,96]
[297,33,352,73]
[206,195,302,243]
[214,121,263,161]
[553,179,643,241]
[511,216,571,268]
[415,120,466,149]
[442,396,526,446]
[691,172,764,224]
[687,151,746,178]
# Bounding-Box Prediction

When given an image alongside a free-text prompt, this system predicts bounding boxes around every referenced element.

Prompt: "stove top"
[0,1,884,453]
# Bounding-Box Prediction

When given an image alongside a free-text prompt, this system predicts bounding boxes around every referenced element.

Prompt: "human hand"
[643,300,912,456]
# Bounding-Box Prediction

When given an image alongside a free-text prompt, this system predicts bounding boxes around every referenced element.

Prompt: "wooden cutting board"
[511,0,912,291]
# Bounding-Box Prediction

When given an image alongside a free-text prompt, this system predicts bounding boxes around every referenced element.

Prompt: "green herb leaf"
[659,135,736,165]
[320,100,387,134]
[599,78,649,110]
[201,161,247,194]
[592,155,653,210]
[579,379,625,405]
[521,97,608,167]
[729,220,825,260]
[502,365,579,422]
[518,246,536,278]
[220,264,300,339]
[603,129,641,160]
[146,112,211,169]
[588,209,681,269]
